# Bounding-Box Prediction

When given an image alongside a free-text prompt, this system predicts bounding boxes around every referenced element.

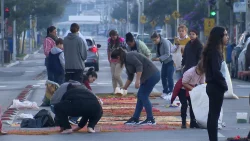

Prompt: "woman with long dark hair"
[111,48,160,125]
[201,26,229,141]
[43,26,58,80]
[107,30,126,93]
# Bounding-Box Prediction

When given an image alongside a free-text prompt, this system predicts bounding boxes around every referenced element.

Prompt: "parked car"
[231,32,250,78]
[136,34,153,49]
[84,36,101,71]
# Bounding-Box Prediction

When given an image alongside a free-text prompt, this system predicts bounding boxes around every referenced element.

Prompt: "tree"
[5,0,69,55]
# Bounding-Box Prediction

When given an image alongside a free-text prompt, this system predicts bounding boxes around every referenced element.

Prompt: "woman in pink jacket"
[43,26,58,80]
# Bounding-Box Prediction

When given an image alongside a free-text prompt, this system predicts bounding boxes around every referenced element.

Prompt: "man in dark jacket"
[54,85,103,134]
[64,23,87,82]
[182,29,203,73]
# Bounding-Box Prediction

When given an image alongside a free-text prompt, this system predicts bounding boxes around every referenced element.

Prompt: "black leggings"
[178,89,195,121]
[206,83,225,141]
[54,100,102,130]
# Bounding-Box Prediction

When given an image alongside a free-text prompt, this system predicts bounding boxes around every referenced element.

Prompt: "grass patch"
[16,54,27,58]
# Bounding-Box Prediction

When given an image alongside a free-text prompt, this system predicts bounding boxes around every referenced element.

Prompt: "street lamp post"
[1,0,4,66]
[177,0,179,28]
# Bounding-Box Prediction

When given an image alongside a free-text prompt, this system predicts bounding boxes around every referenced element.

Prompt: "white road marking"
[37,83,45,85]
[237,85,250,88]
[32,85,40,87]
[218,132,225,138]
[25,71,35,73]
[0,86,6,88]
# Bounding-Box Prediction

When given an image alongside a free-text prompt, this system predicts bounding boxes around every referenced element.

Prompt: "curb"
[22,54,30,61]
[1,85,34,124]
[33,47,41,55]
[5,61,20,68]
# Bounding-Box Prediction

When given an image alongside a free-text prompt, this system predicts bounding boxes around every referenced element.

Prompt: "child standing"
[171,61,205,128]
[172,25,191,79]
[48,38,65,85]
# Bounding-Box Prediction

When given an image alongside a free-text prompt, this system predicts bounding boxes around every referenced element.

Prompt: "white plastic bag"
[189,84,224,129]
[171,46,183,71]
[114,87,127,96]
[10,99,39,110]
[17,113,34,119]
[220,61,239,99]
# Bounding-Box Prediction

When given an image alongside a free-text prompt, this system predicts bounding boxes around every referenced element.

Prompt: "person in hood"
[182,29,203,73]
[47,38,65,85]
[126,32,151,58]
[54,84,103,134]
[43,26,58,80]
[64,23,87,82]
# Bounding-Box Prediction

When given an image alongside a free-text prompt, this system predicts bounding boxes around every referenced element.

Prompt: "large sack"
[10,99,39,110]
[189,84,223,129]
[171,46,183,71]
[220,61,239,99]
[41,80,60,106]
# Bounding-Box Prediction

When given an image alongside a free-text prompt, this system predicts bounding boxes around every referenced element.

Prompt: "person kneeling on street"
[54,84,103,134]
[171,61,205,128]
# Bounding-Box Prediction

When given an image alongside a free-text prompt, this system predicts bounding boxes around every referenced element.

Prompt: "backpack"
[21,109,55,128]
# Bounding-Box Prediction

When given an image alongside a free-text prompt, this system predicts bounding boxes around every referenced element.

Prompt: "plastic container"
[236,112,248,123]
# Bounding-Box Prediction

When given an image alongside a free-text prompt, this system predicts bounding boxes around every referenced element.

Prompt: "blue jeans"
[133,72,160,120]
[161,61,174,94]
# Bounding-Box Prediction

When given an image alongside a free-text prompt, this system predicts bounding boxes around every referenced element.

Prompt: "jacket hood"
[51,47,63,54]
[65,33,79,40]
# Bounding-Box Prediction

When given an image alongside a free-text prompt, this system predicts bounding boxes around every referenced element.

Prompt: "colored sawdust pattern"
[7,95,182,135]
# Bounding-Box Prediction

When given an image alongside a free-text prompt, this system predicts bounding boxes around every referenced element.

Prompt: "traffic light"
[209,0,216,17]
[4,7,10,19]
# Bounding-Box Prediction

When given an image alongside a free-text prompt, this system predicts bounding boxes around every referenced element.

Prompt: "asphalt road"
[1,36,250,141]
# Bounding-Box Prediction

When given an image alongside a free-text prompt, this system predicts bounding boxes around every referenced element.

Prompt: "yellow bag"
[41,80,60,106]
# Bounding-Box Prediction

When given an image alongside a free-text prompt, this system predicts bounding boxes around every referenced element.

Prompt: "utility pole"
[177,0,179,27]
[126,0,129,33]
[137,0,141,33]
[13,5,16,61]
[29,15,32,53]
[1,0,4,66]
[216,0,219,26]
[246,0,250,32]
[141,0,144,40]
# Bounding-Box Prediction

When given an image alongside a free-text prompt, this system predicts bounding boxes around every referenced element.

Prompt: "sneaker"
[69,118,78,125]
[160,93,167,99]
[87,127,95,133]
[124,117,139,125]
[139,118,156,125]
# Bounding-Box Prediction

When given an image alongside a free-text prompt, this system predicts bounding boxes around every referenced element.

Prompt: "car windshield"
[137,35,151,43]
[86,39,93,46]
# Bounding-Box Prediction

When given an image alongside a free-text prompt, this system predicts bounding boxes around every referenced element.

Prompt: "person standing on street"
[182,29,203,73]
[172,25,190,79]
[125,32,151,58]
[151,32,174,99]
[111,49,160,125]
[201,26,229,141]
[43,26,58,80]
[107,30,126,93]
[47,38,65,85]
[64,23,87,82]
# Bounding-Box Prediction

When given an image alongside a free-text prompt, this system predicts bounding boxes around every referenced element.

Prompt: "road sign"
[172,11,180,20]
[204,18,215,36]
[164,17,171,24]
[233,1,246,13]
[140,15,146,24]
[150,20,157,27]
